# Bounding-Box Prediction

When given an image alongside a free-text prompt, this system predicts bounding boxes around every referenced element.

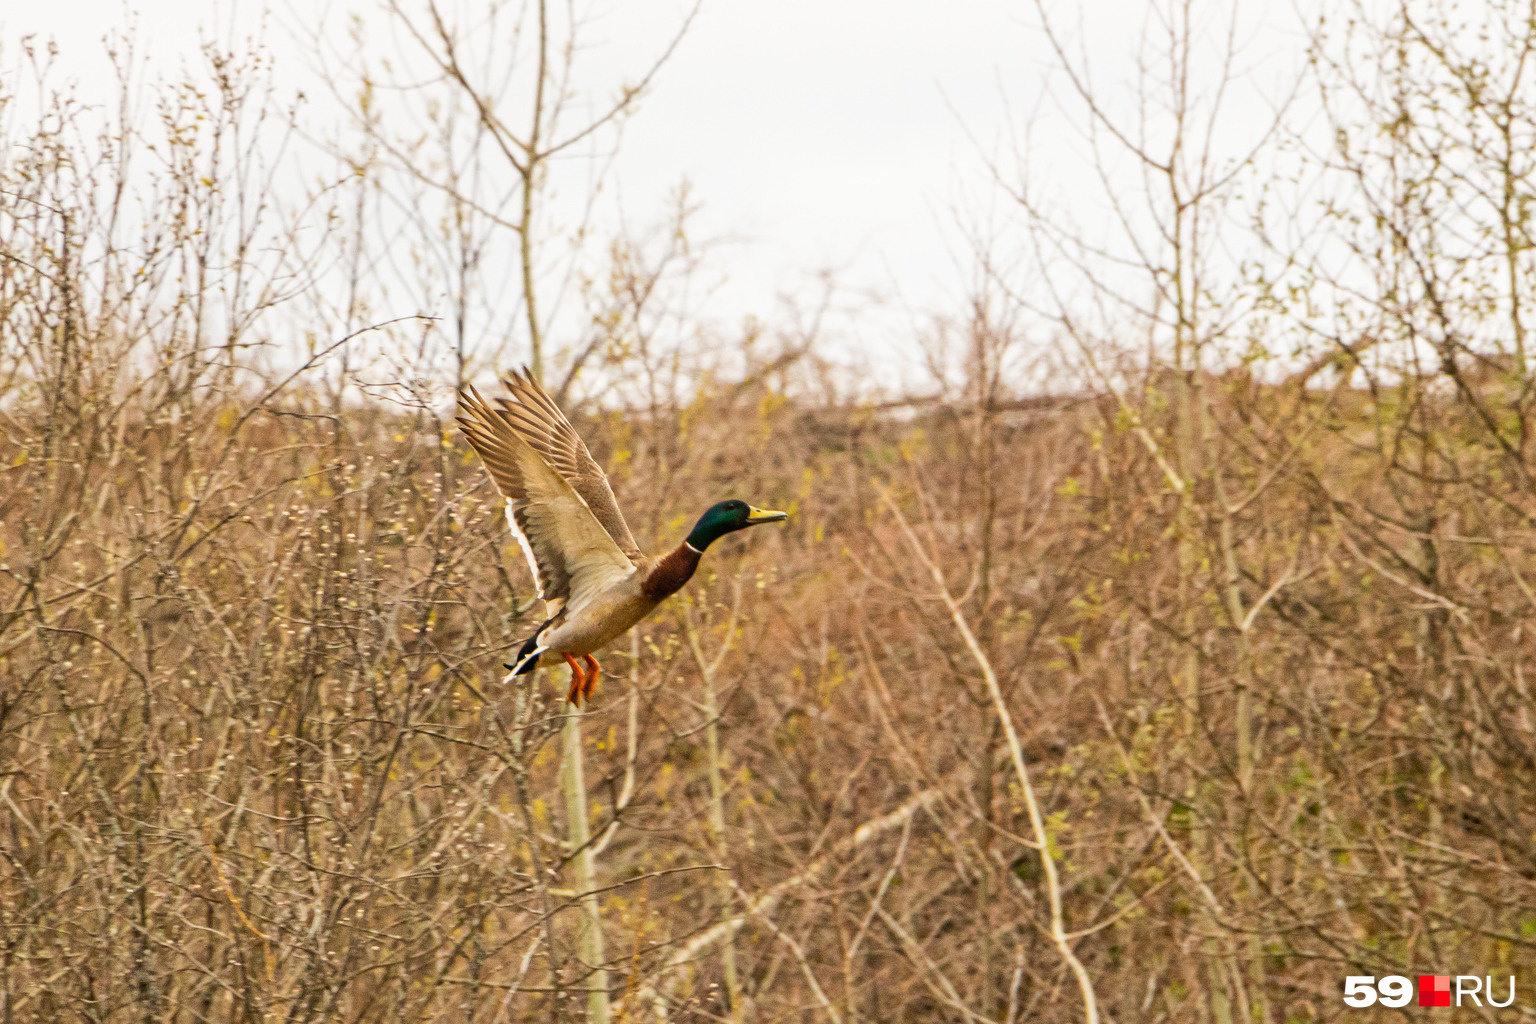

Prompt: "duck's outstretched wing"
[458,386,635,616]
[490,367,644,562]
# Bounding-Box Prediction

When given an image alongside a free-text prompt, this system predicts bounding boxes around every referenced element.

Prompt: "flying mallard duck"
[457,369,788,706]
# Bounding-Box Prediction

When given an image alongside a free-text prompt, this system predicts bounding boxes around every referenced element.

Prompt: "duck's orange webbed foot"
[561,652,587,706]
[581,655,601,702]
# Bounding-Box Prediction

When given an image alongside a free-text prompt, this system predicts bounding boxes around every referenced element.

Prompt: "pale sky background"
[2,1,1306,389]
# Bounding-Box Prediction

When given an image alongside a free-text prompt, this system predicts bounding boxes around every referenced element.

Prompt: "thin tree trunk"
[562,713,610,1023]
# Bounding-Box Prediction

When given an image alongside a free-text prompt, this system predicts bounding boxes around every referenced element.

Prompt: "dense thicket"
[6,364,1535,1021]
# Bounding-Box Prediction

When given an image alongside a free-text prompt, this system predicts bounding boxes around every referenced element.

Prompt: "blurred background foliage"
[3,0,1536,1021]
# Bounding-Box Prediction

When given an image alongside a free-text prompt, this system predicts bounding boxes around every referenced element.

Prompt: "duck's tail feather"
[506,640,544,676]
[504,620,552,676]
[507,648,544,676]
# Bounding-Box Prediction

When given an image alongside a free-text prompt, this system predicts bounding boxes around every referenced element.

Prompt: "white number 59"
[1344,976,1412,1008]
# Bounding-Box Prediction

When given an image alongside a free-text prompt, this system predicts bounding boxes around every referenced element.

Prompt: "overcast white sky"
[2,1,1304,386]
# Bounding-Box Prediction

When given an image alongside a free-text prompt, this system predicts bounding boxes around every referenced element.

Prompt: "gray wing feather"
[492,367,644,562]
[458,386,634,615]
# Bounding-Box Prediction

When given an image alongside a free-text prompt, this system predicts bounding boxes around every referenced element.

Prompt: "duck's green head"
[685,499,789,551]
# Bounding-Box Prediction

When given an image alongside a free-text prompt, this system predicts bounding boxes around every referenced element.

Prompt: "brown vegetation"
[4,1,1536,1021]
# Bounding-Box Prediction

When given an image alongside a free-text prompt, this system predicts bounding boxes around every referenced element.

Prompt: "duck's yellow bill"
[747,506,789,524]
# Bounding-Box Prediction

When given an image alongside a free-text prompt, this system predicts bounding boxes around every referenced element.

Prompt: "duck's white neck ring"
[684,541,703,554]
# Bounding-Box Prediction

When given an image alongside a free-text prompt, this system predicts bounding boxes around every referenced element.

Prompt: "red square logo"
[1419,975,1451,1007]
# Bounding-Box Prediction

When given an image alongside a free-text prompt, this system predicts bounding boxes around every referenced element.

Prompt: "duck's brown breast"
[641,543,701,601]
